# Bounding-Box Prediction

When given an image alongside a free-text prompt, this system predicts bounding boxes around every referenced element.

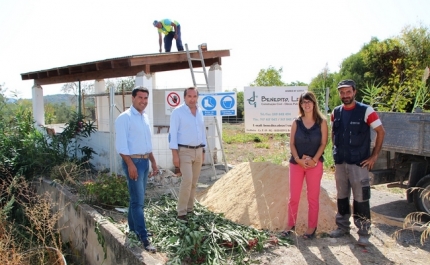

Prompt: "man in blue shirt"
[115,86,158,253]
[169,87,207,220]
[153,19,184,53]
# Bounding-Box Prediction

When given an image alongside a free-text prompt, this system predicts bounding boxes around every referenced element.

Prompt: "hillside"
[43,94,76,106]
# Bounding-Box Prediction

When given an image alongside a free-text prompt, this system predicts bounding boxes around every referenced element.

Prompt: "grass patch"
[323,137,334,171]
[372,185,405,194]
[223,133,268,144]
[254,143,270,149]
[253,150,289,165]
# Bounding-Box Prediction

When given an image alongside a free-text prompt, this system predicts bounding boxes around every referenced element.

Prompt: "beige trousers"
[177,147,203,216]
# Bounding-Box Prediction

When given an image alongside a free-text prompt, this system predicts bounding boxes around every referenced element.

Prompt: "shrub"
[49,161,92,187]
[83,174,129,207]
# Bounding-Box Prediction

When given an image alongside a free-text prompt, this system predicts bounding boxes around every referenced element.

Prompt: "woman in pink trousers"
[281,91,328,239]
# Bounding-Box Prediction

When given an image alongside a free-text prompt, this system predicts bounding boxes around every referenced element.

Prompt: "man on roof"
[153,19,184,53]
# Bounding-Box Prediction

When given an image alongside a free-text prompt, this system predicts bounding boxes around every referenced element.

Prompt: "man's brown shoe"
[177,215,187,221]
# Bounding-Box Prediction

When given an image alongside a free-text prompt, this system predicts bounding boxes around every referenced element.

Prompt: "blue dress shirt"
[115,105,152,155]
[169,104,207,149]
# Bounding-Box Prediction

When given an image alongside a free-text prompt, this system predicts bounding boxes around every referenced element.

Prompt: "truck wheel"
[413,175,430,214]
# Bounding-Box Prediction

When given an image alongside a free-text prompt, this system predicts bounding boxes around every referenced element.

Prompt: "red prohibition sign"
[167,92,181,107]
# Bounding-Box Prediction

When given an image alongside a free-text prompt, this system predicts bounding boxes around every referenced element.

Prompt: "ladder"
[185,43,229,178]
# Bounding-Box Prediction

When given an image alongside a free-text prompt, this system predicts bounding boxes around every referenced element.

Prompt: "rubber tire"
[413,174,430,214]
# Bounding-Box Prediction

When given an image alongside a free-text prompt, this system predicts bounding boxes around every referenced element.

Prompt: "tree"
[61,81,94,96]
[286,81,308,86]
[335,25,430,112]
[105,77,135,93]
[236,90,244,120]
[400,24,430,68]
[55,102,74,123]
[250,66,286,86]
[309,64,339,112]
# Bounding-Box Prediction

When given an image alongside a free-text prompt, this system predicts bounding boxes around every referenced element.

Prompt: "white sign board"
[244,86,308,133]
[165,91,183,115]
[198,92,237,116]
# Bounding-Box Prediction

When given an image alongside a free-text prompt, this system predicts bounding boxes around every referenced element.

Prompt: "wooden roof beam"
[32,57,221,86]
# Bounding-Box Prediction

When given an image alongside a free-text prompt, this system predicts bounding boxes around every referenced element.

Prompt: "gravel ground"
[198,166,430,264]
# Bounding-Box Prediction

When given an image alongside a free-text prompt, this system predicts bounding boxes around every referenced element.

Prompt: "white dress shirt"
[115,105,152,155]
[169,104,207,149]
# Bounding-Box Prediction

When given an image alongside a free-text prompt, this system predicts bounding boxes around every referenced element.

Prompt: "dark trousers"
[122,158,149,242]
[164,25,184,52]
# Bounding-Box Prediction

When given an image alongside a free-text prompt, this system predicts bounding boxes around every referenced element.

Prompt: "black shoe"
[303,228,317,240]
[142,240,157,253]
[177,215,187,221]
[280,226,295,237]
[357,235,370,246]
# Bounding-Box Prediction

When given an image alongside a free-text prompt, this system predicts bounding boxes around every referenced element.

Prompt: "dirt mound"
[197,162,337,234]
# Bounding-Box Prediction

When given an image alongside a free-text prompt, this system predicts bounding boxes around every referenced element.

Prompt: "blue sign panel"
[201,96,216,110]
[220,96,235,110]
[198,92,237,117]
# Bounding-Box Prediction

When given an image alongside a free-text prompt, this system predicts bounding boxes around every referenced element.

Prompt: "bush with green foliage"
[82,174,129,207]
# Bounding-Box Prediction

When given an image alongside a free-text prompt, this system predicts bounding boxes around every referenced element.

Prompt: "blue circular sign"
[221,96,235,109]
[201,96,216,110]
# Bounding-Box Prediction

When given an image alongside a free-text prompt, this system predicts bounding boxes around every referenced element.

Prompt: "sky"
[1,0,430,99]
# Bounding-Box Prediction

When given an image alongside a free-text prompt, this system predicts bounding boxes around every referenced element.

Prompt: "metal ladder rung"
[185,43,229,177]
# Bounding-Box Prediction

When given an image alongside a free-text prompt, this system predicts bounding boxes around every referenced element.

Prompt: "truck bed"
[371,112,430,157]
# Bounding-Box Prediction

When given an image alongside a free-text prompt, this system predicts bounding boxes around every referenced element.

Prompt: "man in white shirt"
[169,87,207,220]
[115,86,158,253]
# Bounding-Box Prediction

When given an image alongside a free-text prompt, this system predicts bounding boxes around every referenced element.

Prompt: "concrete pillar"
[207,63,223,163]
[94,79,108,131]
[135,71,155,134]
[208,63,222,93]
[32,82,44,126]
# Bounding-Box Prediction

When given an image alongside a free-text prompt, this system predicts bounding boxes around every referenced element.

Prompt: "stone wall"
[34,179,164,265]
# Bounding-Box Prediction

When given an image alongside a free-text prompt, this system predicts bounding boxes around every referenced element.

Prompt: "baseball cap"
[337,79,356,90]
[153,20,158,26]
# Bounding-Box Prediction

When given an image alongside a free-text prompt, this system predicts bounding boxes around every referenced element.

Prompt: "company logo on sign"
[247,91,257,108]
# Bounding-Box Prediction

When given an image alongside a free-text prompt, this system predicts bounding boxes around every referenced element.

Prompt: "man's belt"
[178,144,205,149]
[130,154,149,159]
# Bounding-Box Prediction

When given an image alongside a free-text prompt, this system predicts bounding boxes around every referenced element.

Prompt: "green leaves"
[88,174,129,207]
[250,66,287,87]
[144,194,290,264]
[361,81,384,110]
[332,25,430,112]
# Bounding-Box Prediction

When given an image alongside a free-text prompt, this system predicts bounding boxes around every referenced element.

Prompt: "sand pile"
[197,162,338,234]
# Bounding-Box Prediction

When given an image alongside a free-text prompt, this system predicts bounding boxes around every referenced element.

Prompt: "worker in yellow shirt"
[153,19,184,53]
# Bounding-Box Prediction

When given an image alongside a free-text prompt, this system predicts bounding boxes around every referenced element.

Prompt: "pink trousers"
[288,162,323,229]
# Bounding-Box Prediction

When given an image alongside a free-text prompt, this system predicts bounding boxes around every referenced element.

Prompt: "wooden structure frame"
[21,49,230,85]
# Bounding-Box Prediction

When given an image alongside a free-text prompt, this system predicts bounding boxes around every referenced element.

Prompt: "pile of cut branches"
[145,194,291,264]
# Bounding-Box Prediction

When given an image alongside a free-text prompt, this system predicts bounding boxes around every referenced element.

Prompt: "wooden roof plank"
[20,49,230,85]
